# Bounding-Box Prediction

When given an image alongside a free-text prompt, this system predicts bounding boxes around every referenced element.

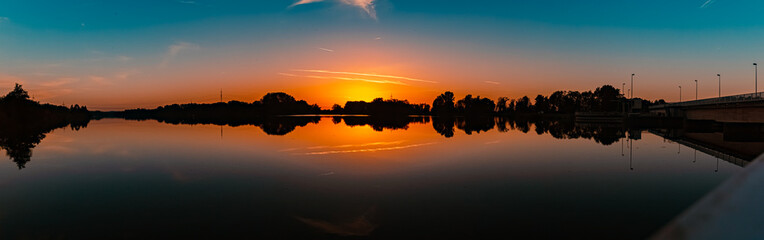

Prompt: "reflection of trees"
[143,116,321,136]
[260,117,320,135]
[342,116,429,132]
[432,116,628,145]
[501,117,626,145]
[432,117,496,138]
[432,117,455,138]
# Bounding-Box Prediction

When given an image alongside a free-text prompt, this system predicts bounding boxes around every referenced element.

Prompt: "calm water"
[0,117,749,239]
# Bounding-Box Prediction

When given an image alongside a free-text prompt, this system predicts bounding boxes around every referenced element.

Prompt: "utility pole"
[220,89,223,102]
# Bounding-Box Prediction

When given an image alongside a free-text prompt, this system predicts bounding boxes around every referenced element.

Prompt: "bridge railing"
[650,92,763,109]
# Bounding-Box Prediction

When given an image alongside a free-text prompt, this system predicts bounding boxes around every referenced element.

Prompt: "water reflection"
[0,117,89,169]
[0,116,757,239]
[4,116,762,170]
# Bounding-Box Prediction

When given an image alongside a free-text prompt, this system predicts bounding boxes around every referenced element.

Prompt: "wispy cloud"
[484,81,500,85]
[294,69,436,83]
[39,77,79,88]
[115,70,140,80]
[0,73,24,85]
[88,76,107,84]
[289,0,324,8]
[700,0,716,8]
[341,0,376,20]
[289,0,377,20]
[0,17,8,23]
[160,42,199,68]
[177,0,199,5]
[281,73,409,85]
[318,47,335,52]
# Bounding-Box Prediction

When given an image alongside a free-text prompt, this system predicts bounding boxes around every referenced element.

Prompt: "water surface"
[0,117,748,239]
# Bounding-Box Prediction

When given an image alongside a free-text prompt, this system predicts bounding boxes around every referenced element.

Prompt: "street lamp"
[631,74,635,98]
[622,83,626,97]
[679,85,682,102]
[695,80,698,100]
[754,63,758,96]
[717,74,721,97]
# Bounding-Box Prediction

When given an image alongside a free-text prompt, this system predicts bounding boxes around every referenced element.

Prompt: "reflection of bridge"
[649,92,764,123]
[648,130,760,167]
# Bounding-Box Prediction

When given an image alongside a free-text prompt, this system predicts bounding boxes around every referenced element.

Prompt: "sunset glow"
[0,1,762,109]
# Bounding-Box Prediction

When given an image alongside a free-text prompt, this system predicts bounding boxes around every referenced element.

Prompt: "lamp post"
[631,74,635,98]
[679,85,682,102]
[717,74,721,97]
[754,63,758,96]
[695,80,698,100]
[622,83,626,97]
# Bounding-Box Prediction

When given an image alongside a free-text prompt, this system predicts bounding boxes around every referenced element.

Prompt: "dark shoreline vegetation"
[1,83,667,169]
[93,84,667,119]
[0,84,91,169]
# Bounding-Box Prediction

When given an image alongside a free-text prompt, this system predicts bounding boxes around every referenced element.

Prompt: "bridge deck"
[650,92,764,109]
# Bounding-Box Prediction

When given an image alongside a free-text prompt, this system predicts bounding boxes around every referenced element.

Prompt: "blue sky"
[0,0,762,109]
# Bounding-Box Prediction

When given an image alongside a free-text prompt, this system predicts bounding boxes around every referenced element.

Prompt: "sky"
[0,0,762,110]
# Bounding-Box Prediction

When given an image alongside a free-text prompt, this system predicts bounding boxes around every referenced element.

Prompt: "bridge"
[648,92,764,123]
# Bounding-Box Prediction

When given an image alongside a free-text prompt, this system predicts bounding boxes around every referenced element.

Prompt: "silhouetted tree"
[432,91,456,115]
[496,97,509,113]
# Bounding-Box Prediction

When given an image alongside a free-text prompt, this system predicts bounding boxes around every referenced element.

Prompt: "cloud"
[0,73,24,86]
[294,69,436,83]
[484,81,500,85]
[289,0,324,8]
[0,17,8,23]
[177,0,199,5]
[117,56,133,61]
[340,0,376,20]
[700,0,715,8]
[115,70,140,80]
[39,77,79,88]
[282,73,408,85]
[160,42,199,68]
[289,0,377,20]
[318,47,335,52]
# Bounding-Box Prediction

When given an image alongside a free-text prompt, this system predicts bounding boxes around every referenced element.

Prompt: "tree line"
[0,84,91,169]
[101,84,666,119]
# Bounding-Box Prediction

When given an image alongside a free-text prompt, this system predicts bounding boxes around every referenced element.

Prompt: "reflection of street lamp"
[693,149,697,163]
[717,74,721,97]
[715,158,719,172]
[678,143,681,154]
[629,139,634,171]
